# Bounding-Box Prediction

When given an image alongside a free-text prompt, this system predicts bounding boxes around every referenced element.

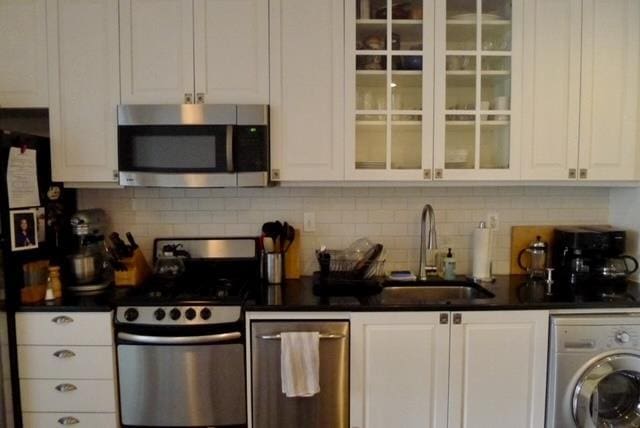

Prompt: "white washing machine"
[547,314,640,427]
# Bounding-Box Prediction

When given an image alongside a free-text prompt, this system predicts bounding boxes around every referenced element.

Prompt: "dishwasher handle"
[257,333,346,341]
[118,331,241,345]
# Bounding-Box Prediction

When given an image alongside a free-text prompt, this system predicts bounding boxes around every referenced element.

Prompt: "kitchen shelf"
[356,19,423,25]
[446,50,512,56]
[446,19,510,26]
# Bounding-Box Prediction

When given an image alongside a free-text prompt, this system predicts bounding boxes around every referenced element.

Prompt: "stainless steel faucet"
[418,204,438,281]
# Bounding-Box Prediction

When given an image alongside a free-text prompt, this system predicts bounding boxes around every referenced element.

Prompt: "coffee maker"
[553,226,638,293]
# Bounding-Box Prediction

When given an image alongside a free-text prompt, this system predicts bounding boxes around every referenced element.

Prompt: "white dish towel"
[280,331,320,398]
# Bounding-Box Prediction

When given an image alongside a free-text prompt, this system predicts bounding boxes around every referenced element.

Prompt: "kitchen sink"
[378,280,495,304]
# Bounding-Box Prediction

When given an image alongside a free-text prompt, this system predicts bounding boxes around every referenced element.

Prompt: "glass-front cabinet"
[345,0,521,181]
[345,0,435,180]
[433,0,521,179]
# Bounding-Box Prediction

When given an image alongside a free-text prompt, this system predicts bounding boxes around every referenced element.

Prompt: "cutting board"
[284,229,301,279]
[510,226,556,274]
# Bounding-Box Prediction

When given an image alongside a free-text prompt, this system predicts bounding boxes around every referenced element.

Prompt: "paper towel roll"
[472,225,493,281]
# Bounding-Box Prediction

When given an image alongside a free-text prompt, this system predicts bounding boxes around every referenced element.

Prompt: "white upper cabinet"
[344,0,435,181]
[120,0,268,105]
[521,0,581,180]
[434,0,523,181]
[522,0,640,181]
[0,0,48,107]
[194,0,269,104]
[47,0,120,183]
[350,312,450,428]
[447,311,548,428]
[269,0,345,181]
[119,0,195,104]
[578,0,640,181]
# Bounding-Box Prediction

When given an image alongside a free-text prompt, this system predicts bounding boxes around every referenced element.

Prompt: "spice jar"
[47,266,63,299]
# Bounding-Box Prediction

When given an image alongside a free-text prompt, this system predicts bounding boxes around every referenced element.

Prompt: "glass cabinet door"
[348,0,433,179]
[436,0,518,178]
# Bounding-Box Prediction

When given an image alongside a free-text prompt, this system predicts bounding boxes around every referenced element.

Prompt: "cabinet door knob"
[196,92,205,104]
[184,93,194,104]
[57,416,79,425]
[434,169,443,179]
[55,383,77,393]
[579,168,588,179]
[453,313,462,324]
[423,169,432,180]
[53,349,76,359]
[568,168,577,179]
[440,313,449,324]
[271,169,281,180]
[51,316,74,325]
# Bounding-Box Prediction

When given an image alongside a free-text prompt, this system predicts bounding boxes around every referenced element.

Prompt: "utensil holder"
[115,249,152,287]
[265,253,284,284]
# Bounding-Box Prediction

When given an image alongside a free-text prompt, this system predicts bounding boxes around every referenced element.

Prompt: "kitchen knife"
[125,232,138,251]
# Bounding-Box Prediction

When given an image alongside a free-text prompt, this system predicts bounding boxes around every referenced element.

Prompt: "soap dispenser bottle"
[443,248,457,280]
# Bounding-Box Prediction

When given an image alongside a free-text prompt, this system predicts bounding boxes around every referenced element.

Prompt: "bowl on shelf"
[402,56,422,70]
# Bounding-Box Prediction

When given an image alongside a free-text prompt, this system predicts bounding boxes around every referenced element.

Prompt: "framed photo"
[10,209,38,252]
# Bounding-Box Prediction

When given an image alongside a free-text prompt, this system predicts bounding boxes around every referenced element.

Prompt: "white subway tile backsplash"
[78,186,611,276]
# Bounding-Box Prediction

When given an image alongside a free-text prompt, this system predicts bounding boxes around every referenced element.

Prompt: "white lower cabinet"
[350,312,450,428]
[22,412,118,428]
[447,310,549,428]
[15,312,118,428]
[350,310,548,428]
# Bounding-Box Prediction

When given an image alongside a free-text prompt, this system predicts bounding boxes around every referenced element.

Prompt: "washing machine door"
[573,353,640,428]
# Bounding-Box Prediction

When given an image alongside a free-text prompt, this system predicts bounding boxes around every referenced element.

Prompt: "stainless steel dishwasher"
[251,321,349,428]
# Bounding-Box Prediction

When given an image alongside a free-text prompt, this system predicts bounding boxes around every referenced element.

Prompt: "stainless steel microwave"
[117,104,269,188]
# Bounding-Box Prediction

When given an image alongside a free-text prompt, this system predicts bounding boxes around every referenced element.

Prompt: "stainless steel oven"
[117,104,269,188]
[117,329,246,427]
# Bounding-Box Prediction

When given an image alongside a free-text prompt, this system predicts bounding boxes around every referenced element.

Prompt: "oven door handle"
[117,331,241,345]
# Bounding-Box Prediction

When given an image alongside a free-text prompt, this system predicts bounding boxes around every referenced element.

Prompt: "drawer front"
[16,313,112,345]
[18,346,114,379]
[20,379,116,412]
[22,412,117,428]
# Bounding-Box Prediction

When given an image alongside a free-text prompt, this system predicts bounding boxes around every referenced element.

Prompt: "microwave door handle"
[226,125,234,172]
[117,331,241,345]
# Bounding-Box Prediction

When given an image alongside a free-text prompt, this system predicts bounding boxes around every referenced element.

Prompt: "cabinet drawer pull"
[53,349,76,359]
[55,383,77,392]
[58,416,79,425]
[52,316,74,325]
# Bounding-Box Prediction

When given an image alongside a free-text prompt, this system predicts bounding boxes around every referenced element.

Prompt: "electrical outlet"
[303,212,316,232]
[487,212,499,229]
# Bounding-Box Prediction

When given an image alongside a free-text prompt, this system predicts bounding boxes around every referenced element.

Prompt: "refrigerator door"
[0,308,13,428]
[251,321,349,428]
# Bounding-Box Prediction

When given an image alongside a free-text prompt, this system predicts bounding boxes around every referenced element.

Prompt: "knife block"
[114,249,152,287]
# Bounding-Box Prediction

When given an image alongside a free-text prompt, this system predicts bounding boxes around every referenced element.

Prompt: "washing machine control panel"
[558,323,640,352]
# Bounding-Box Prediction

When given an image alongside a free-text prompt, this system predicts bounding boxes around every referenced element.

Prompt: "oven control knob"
[200,308,212,320]
[154,308,166,321]
[169,308,181,321]
[185,308,196,320]
[616,332,631,344]
[124,308,139,322]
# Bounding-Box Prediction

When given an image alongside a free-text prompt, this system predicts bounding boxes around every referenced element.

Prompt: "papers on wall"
[6,147,40,209]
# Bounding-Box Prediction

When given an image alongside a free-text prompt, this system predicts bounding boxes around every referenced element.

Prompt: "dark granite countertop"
[16,286,131,312]
[247,275,640,311]
[14,275,640,312]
